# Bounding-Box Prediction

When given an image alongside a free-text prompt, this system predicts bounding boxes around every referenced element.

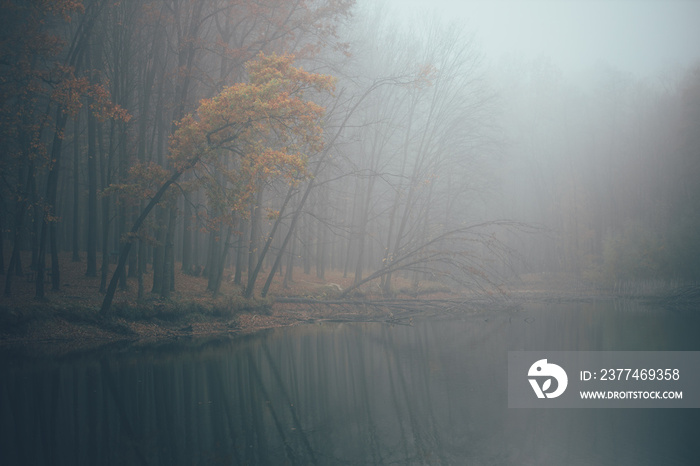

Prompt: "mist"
[3,1,700,465]
[2,0,699,302]
[388,0,700,287]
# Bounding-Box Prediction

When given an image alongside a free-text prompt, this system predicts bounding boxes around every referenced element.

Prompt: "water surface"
[1,299,698,465]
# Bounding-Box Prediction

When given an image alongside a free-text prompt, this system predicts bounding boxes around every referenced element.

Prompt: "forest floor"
[0,252,660,357]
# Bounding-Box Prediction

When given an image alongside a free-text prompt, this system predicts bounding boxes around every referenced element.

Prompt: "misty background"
[2,0,700,303]
[337,0,700,288]
[390,0,700,286]
[4,3,700,464]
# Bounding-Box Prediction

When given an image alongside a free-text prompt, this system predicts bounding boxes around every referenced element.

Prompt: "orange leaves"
[106,161,176,210]
[246,52,336,94]
[127,162,171,194]
[170,53,334,216]
[49,69,131,124]
[266,208,281,220]
[51,75,89,118]
[88,82,131,122]
[42,0,85,21]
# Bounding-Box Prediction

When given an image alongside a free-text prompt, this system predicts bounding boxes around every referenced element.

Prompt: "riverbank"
[0,290,615,358]
[0,256,452,355]
[1,259,692,357]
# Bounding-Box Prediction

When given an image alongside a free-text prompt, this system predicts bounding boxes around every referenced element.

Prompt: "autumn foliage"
[99,52,335,313]
[168,52,335,213]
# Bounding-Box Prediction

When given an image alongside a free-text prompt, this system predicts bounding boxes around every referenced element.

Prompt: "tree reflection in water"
[1,301,699,465]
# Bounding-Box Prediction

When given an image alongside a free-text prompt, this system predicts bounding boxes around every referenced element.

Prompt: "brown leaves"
[0,0,129,180]
[51,74,90,118]
[169,52,335,217]
[51,69,131,122]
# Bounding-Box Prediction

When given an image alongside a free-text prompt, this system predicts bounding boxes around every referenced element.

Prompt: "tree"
[100,52,334,313]
[0,0,128,297]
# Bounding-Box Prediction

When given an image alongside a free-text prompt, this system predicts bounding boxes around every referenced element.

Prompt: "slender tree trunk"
[136,21,161,296]
[316,189,327,280]
[83,25,100,277]
[85,81,98,277]
[117,121,128,290]
[283,229,296,288]
[303,214,312,275]
[101,155,199,314]
[29,159,39,274]
[343,174,360,278]
[4,159,32,295]
[36,110,68,297]
[206,229,220,290]
[99,122,112,292]
[152,0,201,297]
[233,217,248,285]
[72,115,81,262]
[160,205,177,298]
[261,176,320,298]
[381,101,415,294]
[211,225,233,296]
[204,228,216,282]
[244,185,295,298]
[245,187,264,296]
[137,231,145,298]
[192,192,201,275]
[49,220,60,291]
[127,205,138,278]
[181,177,193,274]
[354,172,379,286]
[151,206,165,293]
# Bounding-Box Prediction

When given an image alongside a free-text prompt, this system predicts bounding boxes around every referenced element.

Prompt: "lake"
[1,299,699,465]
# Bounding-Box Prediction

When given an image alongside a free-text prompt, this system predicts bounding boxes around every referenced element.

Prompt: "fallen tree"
[337,220,535,298]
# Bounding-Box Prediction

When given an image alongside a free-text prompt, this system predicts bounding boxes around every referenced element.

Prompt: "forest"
[1,0,699,318]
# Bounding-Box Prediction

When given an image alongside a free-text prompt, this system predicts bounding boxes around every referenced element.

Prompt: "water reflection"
[1,300,698,465]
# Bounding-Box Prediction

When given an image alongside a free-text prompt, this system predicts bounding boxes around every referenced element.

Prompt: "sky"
[384,0,700,80]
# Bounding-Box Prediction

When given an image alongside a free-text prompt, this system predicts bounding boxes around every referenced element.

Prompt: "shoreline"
[0,290,645,358]
[4,252,694,357]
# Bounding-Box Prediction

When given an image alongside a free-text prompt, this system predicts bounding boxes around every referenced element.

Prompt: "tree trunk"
[244,187,264,296]
[181,173,193,274]
[36,110,68,297]
[303,214,312,275]
[283,230,296,288]
[49,220,60,291]
[127,205,138,278]
[261,177,318,298]
[151,206,165,293]
[205,227,221,289]
[98,122,111,292]
[3,159,32,296]
[316,193,327,280]
[160,205,177,298]
[233,217,248,285]
[101,155,198,314]
[85,85,98,277]
[211,226,233,296]
[117,120,128,290]
[244,185,295,298]
[72,115,81,262]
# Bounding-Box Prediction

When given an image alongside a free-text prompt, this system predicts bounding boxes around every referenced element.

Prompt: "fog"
[3,2,700,464]
[381,0,700,287]
[2,0,699,305]
[390,0,700,79]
